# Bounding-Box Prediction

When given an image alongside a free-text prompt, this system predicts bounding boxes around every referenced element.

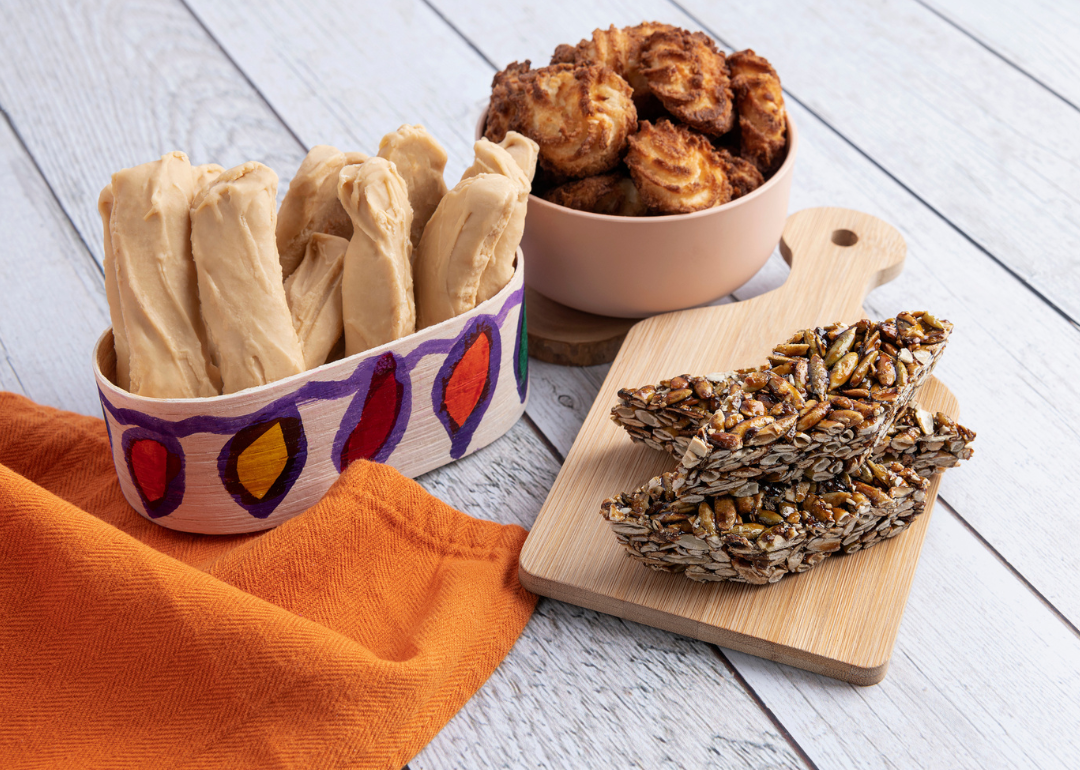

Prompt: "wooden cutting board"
[519,207,958,685]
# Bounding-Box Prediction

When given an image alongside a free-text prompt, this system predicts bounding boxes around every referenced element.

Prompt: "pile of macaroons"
[485,21,788,216]
[98,125,538,398]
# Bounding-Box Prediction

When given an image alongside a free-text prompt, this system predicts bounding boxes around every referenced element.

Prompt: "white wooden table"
[2,1,1079,767]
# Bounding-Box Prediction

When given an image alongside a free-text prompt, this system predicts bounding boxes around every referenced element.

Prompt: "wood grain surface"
[922,0,1080,107]
[0,0,304,268]
[677,0,1080,322]
[2,0,1079,766]
[0,117,110,415]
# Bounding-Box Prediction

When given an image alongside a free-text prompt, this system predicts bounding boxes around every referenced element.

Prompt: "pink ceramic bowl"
[478,112,797,318]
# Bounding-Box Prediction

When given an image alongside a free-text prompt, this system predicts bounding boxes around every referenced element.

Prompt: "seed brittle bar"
[600,461,929,585]
[615,396,974,481]
[881,405,975,477]
[611,312,952,497]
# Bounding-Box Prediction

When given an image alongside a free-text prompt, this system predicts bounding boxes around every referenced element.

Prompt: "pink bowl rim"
[477,109,798,224]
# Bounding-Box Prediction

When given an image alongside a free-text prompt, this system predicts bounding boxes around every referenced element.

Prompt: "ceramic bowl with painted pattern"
[93,252,529,535]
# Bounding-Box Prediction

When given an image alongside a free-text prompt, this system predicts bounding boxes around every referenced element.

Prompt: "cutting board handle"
[761,207,907,323]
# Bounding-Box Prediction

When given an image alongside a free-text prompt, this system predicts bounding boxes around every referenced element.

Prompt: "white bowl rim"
[94,248,525,406]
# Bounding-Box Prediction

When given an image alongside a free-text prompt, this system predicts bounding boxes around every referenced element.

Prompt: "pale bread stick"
[338,158,416,356]
[414,173,517,328]
[377,125,448,254]
[461,137,535,302]
[276,145,370,279]
[285,233,348,369]
[97,183,130,391]
[496,130,539,183]
[190,161,305,393]
[108,152,219,398]
[191,163,224,198]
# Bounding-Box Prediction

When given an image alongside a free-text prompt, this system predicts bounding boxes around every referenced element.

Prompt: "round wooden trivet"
[525,286,638,367]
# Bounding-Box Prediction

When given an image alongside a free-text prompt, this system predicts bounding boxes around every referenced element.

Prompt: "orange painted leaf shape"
[444,333,491,430]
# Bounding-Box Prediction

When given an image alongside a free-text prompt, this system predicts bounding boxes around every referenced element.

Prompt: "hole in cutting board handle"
[831,229,859,247]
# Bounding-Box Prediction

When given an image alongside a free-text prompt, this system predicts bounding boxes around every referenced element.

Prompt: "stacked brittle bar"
[600,312,975,585]
[602,461,928,585]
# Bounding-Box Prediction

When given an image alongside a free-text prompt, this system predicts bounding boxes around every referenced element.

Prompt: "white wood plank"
[0,1,802,765]
[415,417,807,769]
[675,0,1080,321]
[416,599,805,770]
[184,0,496,182]
[921,0,1080,108]
[0,0,306,269]
[523,359,609,458]
[429,0,1080,625]
[427,0,1080,766]
[727,500,1080,769]
[0,117,110,415]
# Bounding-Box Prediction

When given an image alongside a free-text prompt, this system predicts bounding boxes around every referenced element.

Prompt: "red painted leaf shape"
[130,439,179,503]
[342,354,402,469]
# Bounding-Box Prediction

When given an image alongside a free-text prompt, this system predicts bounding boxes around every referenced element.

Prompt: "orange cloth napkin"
[0,393,537,769]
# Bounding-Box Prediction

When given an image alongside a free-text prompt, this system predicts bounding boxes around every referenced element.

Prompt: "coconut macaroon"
[551,21,678,105]
[190,161,306,394]
[414,174,517,329]
[106,151,219,398]
[460,136,535,302]
[625,119,732,213]
[727,49,788,176]
[485,61,638,179]
[639,29,734,137]
[275,145,370,279]
[284,233,348,369]
[338,158,416,356]
[543,171,648,217]
[377,125,448,253]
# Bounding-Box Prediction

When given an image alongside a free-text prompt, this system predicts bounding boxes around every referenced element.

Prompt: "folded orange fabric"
[0,393,536,769]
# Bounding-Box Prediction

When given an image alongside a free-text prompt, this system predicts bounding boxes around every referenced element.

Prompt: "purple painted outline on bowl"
[432,315,502,460]
[216,408,308,519]
[96,286,525,513]
[331,351,412,472]
[417,288,522,459]
[513,297,528,402]
[121,427,185,519]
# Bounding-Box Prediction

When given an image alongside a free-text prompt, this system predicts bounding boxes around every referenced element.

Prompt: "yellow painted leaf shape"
[236,422,289,500]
